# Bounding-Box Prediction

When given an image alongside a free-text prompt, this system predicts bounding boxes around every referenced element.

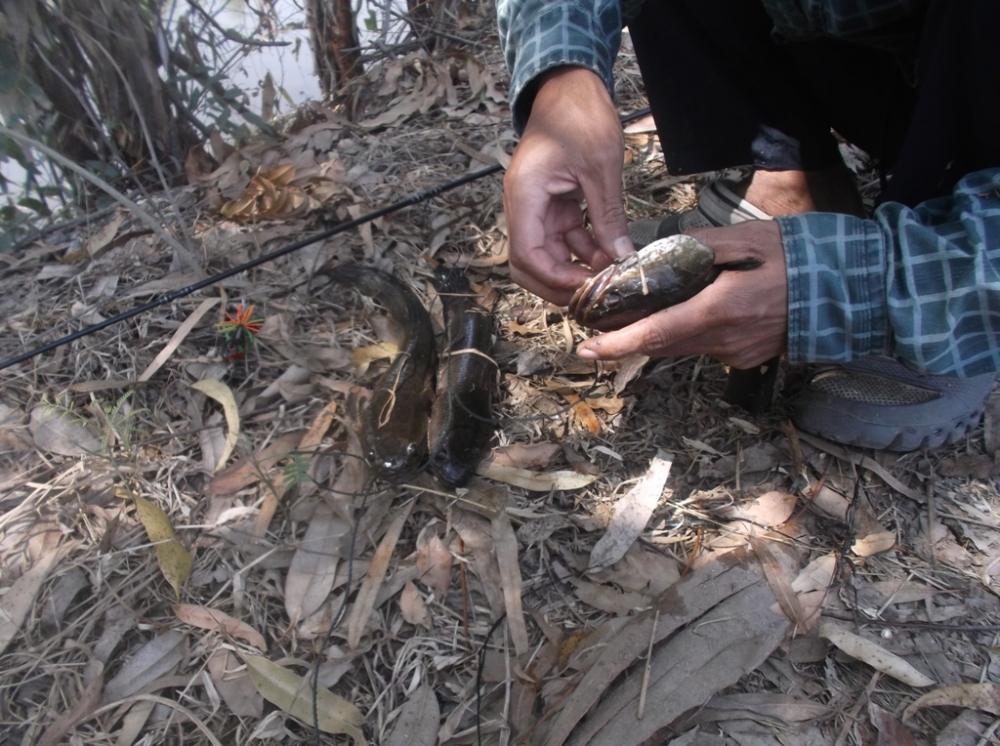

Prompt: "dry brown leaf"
[547,544,796,745]
[819,621,935,687]
[613,354,650,393]
[869,702,917,746]
[415,531,452,597]
[588,450,672,570]
[35,662,104,746]
[0,546,60,655]
[346,499,414,649]
[902,683,1000,722]
[29,405,101,457]
[244,655,366,743]
[137,298,219,382]
[206,430,304,495]
[852,529,896,557]
[477,461,599,491]
[487,442,561,470]
[382,680,439,746]
[573,578,650,615]
[103,630,187,702]
[564,393,601,436]
[751,535,807,631]
[206,649,262,718]
[173,603,265,650]
[351,341,399,373]
[791,553,837,594]
[82,211,125,258]
[722,491,797,527]
[133,495,192,598]
[452,511,505,616]
[399,582,431,629]
[285,503,352,623]
[493,509,529,656]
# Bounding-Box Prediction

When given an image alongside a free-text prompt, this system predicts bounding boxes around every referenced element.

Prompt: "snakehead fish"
[322,263,436,481]
[568,234,719,331]
[427,267,496,487]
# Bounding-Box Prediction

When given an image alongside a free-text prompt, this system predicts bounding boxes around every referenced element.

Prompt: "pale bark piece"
[383,680,439,746]
[190,379,240,472]
[544,545,797,746]
[244,655,366,743]
[29,405,101,457]
[102,630,187,703]
[573,578,650,615]
[399,582,431,629]
[564,561,794,745]
[346,499,414,649]
[588,450,673,571]
[682,693,830,727]
[285,502,351,623]
[0,547,60,654]
[819,621,935,688]
[492,509,529,656]
[903,683,1000,722]
[477,462,599,492]
[137,298,219,382]
[173,604,265,650]
[206,649,262,718]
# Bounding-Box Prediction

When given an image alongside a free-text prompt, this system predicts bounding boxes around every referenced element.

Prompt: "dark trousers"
[627,0,1000,207]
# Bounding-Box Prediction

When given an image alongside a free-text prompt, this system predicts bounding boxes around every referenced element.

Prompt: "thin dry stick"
[637,608,660,720]
[0,127,203,275]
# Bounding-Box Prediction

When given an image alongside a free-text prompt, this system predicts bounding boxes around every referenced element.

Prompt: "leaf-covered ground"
[1,6,998,745]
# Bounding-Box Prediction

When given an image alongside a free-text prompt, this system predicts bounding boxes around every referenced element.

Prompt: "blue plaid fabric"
[782,169,1000,376]
[497,0,1000,376]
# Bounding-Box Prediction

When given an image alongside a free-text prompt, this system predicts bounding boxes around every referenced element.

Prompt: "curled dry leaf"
[722,491,797,527]
[588,450,672,571]
[190,379,240,472]
[477,461,599,492]
[399,582,431,629]
[487,442,562,471]
[207,649,263,718]
[243,655,366,744]
[351,341,399,374]
[206,430,304,496]
[133,495,192,599]
[819,621,935,688]
[174,603,266,650]
[415,531,452,597]
[902,683,1000,722]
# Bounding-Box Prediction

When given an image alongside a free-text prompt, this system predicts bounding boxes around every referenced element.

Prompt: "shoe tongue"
[811,370,939,405]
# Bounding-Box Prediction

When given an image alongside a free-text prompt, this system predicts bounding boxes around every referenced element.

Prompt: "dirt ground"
[1,5,998,745]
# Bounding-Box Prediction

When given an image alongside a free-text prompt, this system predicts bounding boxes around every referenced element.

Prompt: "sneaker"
[629,179,772,248]
[793,356,995,451]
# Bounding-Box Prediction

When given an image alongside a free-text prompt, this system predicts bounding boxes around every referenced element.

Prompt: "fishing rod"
[0,106,651,373]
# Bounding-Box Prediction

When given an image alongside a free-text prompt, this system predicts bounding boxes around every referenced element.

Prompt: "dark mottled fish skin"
[427,267,495,487]
[568,235,719,331]
[322,263,436,481]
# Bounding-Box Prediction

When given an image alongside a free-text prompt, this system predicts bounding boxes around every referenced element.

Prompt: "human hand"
[504,67,634,306]
[576,221,787,368]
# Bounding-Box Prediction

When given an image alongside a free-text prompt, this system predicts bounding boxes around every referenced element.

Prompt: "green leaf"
[17,197,50,216]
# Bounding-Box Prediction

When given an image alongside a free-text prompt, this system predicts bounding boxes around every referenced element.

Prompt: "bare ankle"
[740,167,863,217]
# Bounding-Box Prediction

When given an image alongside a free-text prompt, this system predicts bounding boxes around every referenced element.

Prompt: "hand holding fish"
[576,222,788,369]
[504,67,635,305]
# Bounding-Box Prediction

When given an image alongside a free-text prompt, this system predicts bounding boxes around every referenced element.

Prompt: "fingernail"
[577,347,598,360]
[611,236,634,259]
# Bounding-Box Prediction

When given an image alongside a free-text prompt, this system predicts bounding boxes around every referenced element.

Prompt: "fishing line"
[2,106,651,373]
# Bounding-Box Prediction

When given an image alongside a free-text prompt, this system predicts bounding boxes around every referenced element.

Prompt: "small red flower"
[218,303,264,360]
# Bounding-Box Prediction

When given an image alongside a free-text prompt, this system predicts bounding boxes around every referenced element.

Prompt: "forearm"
[781,167,1000,376]
[496,0,622,132]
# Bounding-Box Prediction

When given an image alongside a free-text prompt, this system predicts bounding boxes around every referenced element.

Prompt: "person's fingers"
[564,225,602,267]
[687,221,782,265]
[509,254,586,306]
[576,287,715,360]
[580,154,635,263]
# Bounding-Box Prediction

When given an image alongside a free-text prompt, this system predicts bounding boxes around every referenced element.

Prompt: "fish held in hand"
[568,234,718,331]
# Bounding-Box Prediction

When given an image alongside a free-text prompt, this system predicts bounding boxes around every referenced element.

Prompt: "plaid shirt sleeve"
[496,0,622,133]
[781,168,1000,377]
